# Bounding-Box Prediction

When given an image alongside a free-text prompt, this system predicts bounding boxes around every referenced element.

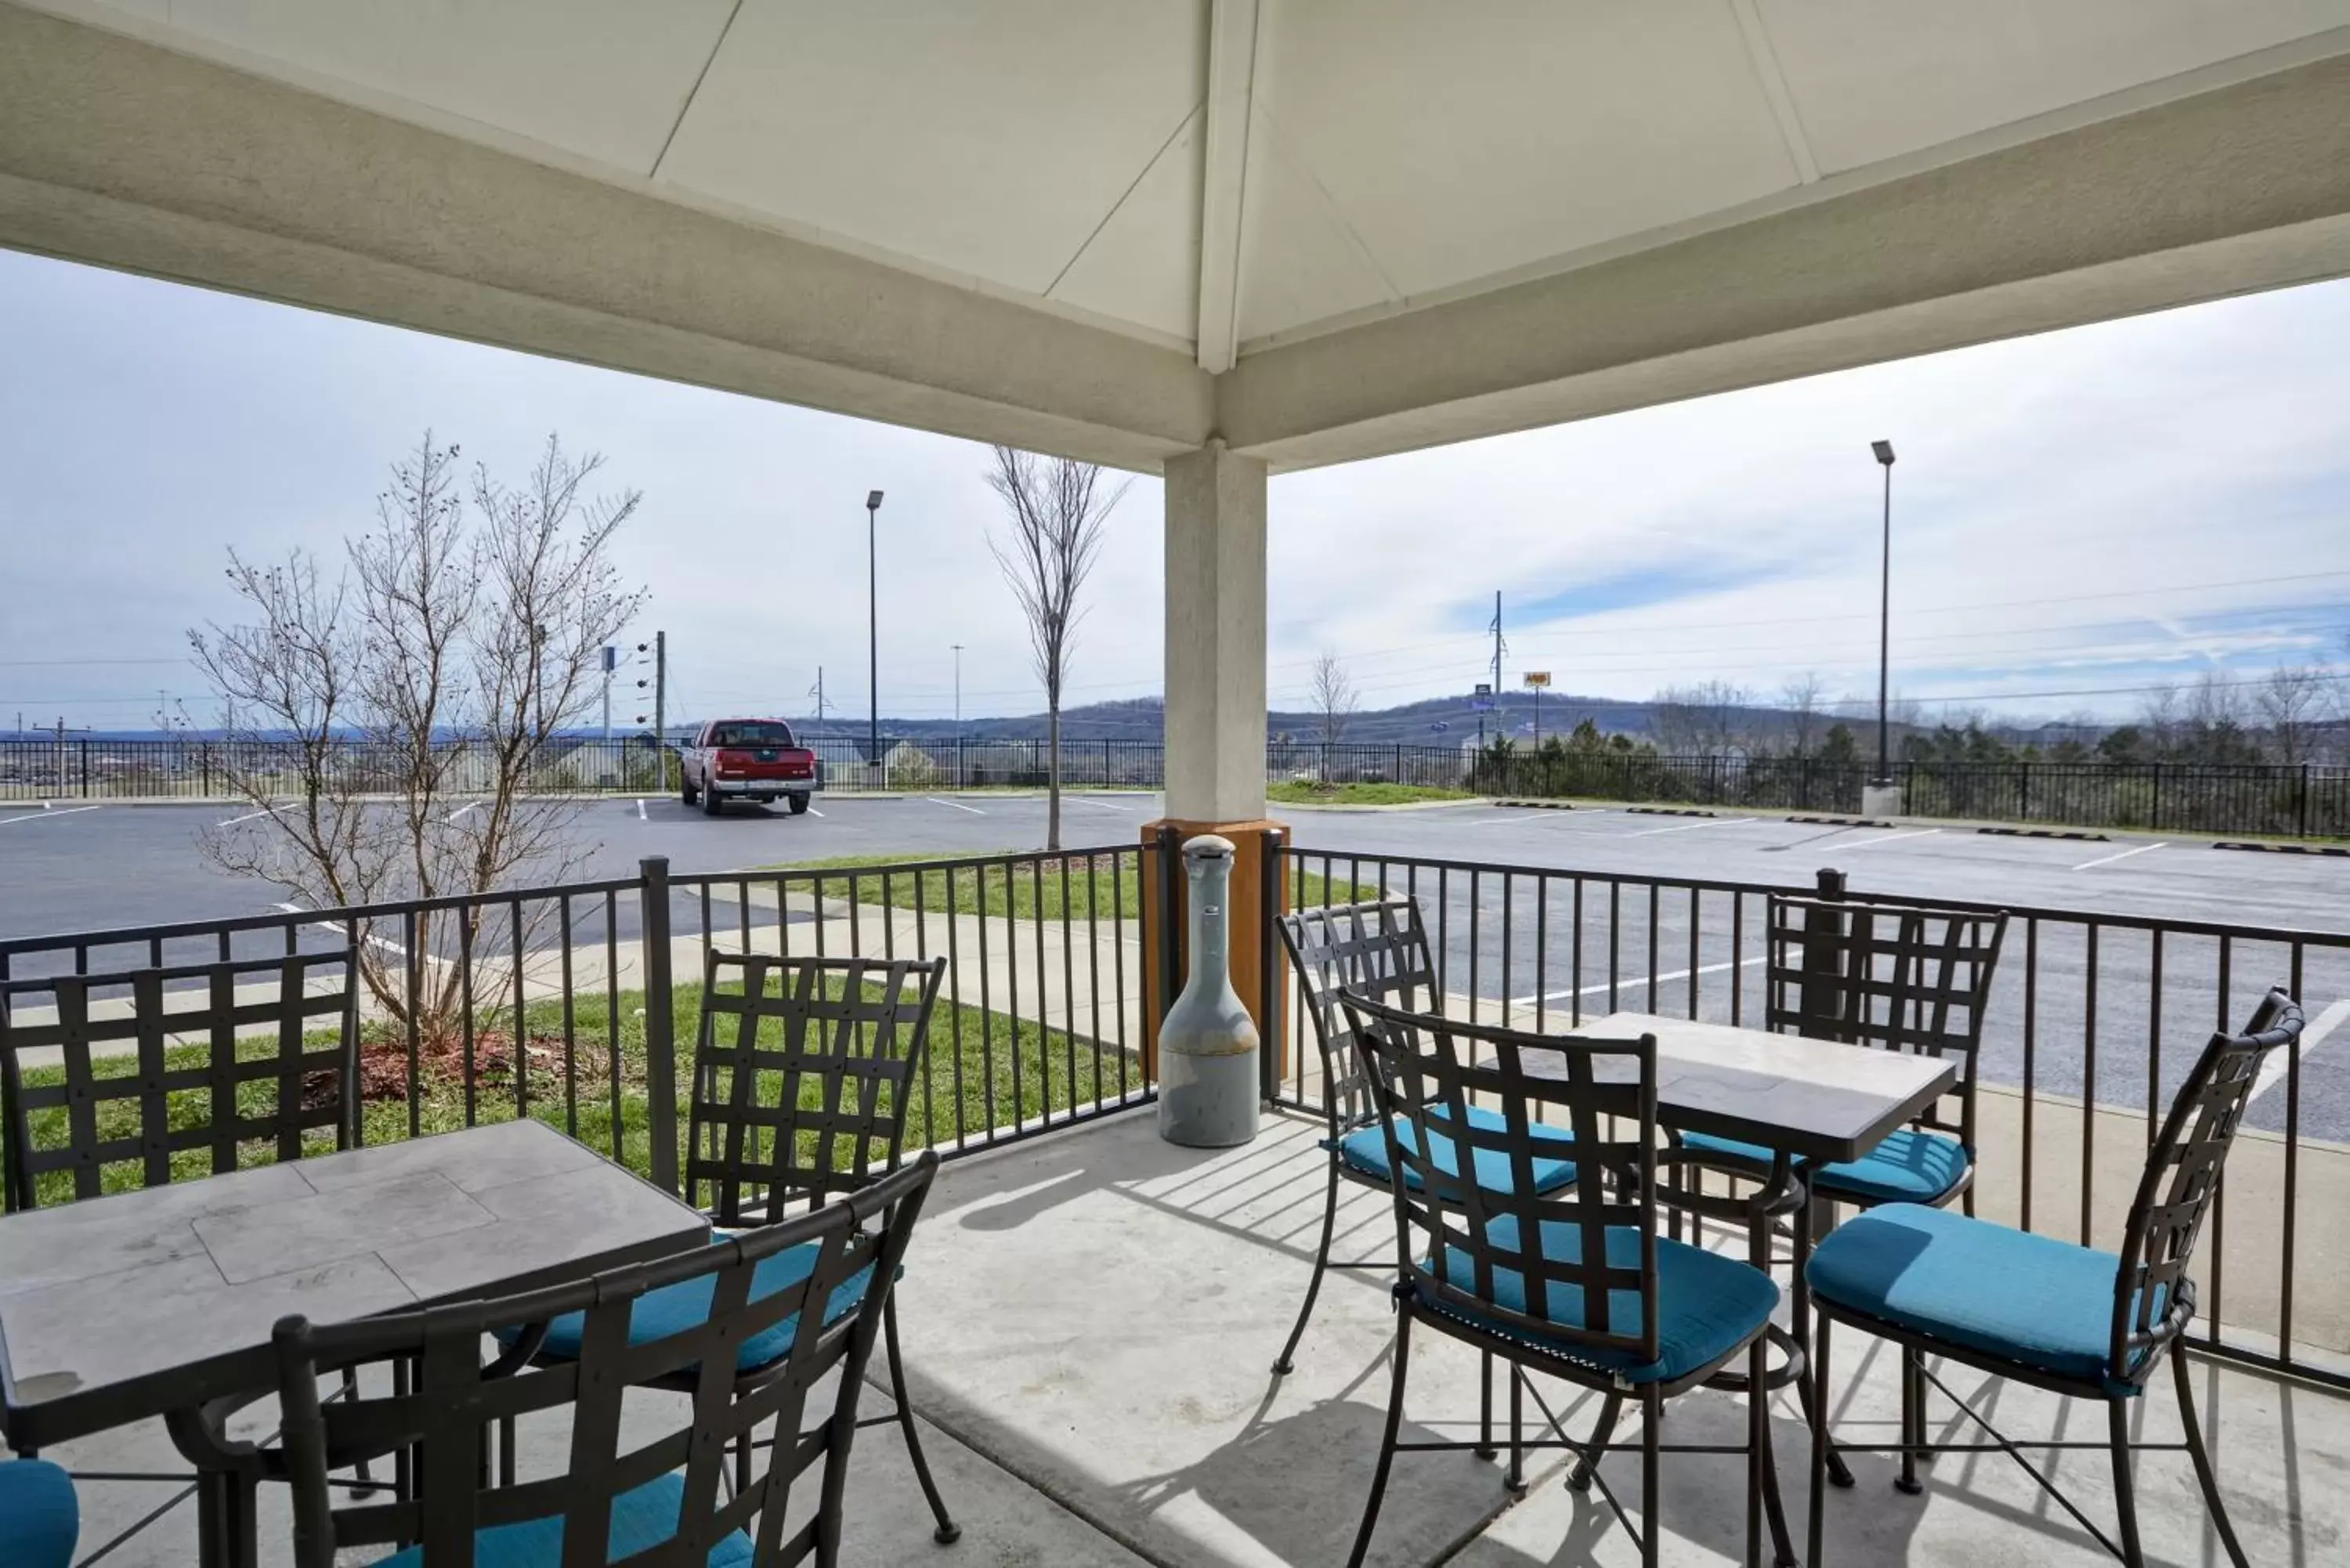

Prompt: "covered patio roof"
[5,1,2350,474]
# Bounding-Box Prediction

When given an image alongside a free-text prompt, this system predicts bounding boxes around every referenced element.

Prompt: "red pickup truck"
[679,718,822,816]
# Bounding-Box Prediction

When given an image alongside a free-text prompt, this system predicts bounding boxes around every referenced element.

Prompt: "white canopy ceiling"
[6,1,2350,468]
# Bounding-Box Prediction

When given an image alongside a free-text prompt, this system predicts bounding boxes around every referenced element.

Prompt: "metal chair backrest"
[0,950,356,1209]
[1275,899,1440,1138]
[1339,988,1662,1370]
[1766,894,2007,1144]
[272,1151,938,1567]
[684,951,946,1227]
[2109,988,2301,1386]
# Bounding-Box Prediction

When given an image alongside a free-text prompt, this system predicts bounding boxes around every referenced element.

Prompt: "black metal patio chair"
[1804,987,2302,1568]
[501,949,960,1545]
[1271,898,1585,1475]
[1672,891,2008,1216]
[271,1150,939,1566]
[1336,988,1786,1568]
[0,949,356,1212]
[0,949,360,1493]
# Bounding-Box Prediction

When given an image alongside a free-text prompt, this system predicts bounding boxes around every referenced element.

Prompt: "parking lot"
[5,790,2345,1137]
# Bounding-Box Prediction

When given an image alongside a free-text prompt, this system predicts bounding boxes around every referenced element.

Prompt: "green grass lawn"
[761,851,1369,919]
[2,977,1136,1206]
[1266,781,1473,807]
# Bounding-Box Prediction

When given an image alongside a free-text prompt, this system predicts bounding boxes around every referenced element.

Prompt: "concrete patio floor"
[29,1107,2348,1565]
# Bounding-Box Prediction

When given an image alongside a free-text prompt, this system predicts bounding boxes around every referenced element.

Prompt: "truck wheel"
[788,793,811,815]
[701,782,724,817]
[682,775,698,806]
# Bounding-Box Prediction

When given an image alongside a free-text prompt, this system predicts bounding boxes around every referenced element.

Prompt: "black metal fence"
[8,735,2348,840]
[1265,837,2350,1392]
[0,845,1149,1205]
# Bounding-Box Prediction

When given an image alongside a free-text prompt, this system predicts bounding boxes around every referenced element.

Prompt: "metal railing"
[0,845,1151,1204]
[1265,836,2350,1392]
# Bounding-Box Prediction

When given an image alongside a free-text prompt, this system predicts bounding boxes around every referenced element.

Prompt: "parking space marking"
[1512,954,1766,1007]
[805,805,824,818]
[927,797,985,815]
[636,799,647,820]
[217,804,293,827]
[2250,998,2350,1107]
[449,802,483,823]
[0,805,99,826]
[1630,816,1755,836]
[1842,827,1943,850]
[1066,797,1133,812]
[2073,841,2165,873]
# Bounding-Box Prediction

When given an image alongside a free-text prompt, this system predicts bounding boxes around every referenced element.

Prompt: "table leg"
[194,1465,258,1568]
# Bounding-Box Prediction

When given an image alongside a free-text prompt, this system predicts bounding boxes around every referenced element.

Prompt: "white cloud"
[1,249,2345,731]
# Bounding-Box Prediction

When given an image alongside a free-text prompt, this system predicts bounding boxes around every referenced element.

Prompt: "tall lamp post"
[950,643,964,738]
[1870,440,1896,792]
[866,490,883,766]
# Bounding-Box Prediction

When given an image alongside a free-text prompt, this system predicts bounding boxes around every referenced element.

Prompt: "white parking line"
[805,806,824,818]
[636,798,647,820]
[449,802,482,823]
[1066,797,1133,812]
[927,797,985,815]
[217,804,292,826]
[1842,827,1943,850]
[2073,841,2165,873]
[2250,998,2350,1106]
[1511,954,1767,1008]
[1630,816,1755,836]
[0,805,99,826]
[277,899,410,957]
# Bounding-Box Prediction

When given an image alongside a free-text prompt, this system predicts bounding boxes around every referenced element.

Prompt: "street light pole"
[951,643,963,738]
[1871,440,1896,786]
[866,490,883,765]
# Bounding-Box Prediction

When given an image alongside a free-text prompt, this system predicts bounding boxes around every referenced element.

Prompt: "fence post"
[2299,763,2312,840]
[79,739,89,798]
[1259,826,1285,1101]
[2018,762,2030,822]
[2151,763,2164,833]
[638,855,680,1194]
[1798,868,1849,1039]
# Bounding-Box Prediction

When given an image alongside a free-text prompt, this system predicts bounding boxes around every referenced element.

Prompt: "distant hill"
[798,691,1671,747]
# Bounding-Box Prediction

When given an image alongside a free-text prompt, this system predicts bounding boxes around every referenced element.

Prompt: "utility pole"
[811,667,829,727]
[951,644,964,738]
[653,630,666,742]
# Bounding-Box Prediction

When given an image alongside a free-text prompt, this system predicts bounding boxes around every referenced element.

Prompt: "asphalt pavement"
[5,791,2346,1136]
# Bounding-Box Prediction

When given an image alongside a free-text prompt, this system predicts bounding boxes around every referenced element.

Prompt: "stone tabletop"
[1517,1011,1957,1165]
[0,1119,707,1449]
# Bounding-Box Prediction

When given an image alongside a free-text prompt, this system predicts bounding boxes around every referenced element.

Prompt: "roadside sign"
[1523,671,1551,688]
[1473,682,1492,696]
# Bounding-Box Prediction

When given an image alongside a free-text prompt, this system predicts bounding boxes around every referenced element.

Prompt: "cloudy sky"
[2,246,2345,736]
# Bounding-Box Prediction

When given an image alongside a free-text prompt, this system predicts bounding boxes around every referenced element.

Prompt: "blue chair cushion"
[1806,1203,2164,1393]
[1331,1106,1578,1194]
[1677,1127,1970,1206]
[371,1472,749,1566]
[0,1458,78,1568]
[1425,1216,1780,1384]
[510,1237,873,1374]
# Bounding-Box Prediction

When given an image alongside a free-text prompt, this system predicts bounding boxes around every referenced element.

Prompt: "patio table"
[0,1118,707,1563]
[1512,1010,1956,1488]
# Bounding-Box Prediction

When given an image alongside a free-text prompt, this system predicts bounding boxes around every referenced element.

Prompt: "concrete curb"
[1623,806,1717,818]
[1978,826,2110,843]
[1788,814,1893,828]
[2214,840,2350,857]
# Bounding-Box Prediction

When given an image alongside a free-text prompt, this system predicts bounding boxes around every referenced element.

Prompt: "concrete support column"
[1144,439,1285,1083]
[1162,439,1268,823]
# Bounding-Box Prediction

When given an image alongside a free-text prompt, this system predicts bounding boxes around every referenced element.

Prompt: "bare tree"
[190,432,646,1046]
[1650,680,1752,757]
[2256,662,2332,767]
[1308,652,1359,746]
[1779,672,1826,757]
[985,445,1129,851]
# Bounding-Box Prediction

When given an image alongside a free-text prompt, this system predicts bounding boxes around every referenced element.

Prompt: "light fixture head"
[1871,440,1896,466]
[866,490,884,511]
